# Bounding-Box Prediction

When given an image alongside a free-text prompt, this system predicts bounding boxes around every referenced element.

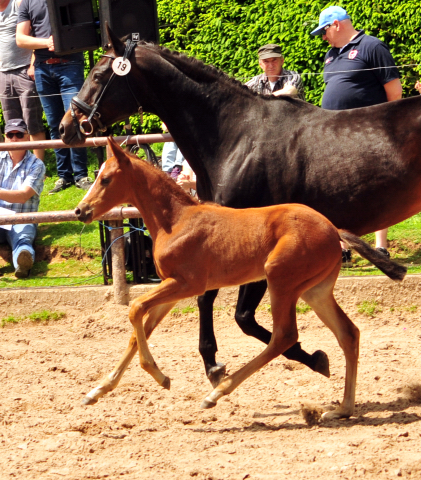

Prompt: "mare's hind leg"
[198,289,226,387]
[82,302,176,405]
[301,269,359,419]
[235,281,330,377]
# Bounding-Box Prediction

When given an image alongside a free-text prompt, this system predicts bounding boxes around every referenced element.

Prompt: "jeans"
[34,62,88,182]
[0,223,37,268]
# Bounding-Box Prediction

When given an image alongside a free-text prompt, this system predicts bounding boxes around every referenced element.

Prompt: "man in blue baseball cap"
[311,5,402,261]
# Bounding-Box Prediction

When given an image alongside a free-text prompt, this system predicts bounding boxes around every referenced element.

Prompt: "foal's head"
[75,137,134,224]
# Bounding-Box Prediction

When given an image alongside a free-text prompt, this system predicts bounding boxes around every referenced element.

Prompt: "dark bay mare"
[60,26,421,386]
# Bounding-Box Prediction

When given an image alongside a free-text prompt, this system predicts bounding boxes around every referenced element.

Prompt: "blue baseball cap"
[311,6,350,35]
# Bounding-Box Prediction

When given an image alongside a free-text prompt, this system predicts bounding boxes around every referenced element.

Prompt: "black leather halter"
[70,39,142,138]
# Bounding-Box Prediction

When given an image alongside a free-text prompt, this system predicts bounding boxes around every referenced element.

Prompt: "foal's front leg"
[130,278,202,388]
[82,302,176,405]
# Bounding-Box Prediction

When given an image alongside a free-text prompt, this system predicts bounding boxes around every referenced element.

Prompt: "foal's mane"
[123,148,199,206]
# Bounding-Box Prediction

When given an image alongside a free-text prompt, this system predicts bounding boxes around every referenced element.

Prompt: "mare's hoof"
[312,350,330,378]
[82,395,98,406]
[207,362,226,388]
[161,376,171,390]
[200,398,217,409]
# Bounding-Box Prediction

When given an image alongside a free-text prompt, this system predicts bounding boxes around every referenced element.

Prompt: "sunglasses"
[5,132,25,139]
[323,24,332,32]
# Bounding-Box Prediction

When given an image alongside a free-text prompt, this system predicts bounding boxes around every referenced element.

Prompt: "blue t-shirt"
[322,31,400,110]
[17,0,83,64]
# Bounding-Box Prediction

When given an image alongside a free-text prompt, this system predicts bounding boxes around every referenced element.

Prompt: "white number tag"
[112,57,131,76]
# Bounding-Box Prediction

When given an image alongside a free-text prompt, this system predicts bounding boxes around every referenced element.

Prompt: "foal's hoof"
[82,395,98,406]
[312,350,330,378]
[161,376,171,390]
[207,362,226,388]
[322,409,353,421]
[200,398,217,409]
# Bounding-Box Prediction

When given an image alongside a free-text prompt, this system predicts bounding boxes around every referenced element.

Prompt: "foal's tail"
[339,230,407,282]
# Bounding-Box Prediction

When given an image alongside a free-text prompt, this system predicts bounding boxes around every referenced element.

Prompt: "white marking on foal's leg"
[82,371,121,405]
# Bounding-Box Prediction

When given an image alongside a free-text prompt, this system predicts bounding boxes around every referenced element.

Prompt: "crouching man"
[0,118,45,278]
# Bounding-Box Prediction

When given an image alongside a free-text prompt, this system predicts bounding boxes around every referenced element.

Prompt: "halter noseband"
[70,39,142,138]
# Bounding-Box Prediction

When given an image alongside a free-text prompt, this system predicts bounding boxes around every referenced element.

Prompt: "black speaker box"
[98,0,159,47]
[46,0,100,55]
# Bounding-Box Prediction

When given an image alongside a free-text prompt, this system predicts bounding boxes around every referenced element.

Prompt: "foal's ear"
[107,136,130,165]
[106,23,125,57]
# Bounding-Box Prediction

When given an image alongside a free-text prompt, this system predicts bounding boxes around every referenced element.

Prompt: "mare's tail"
[339,230,407,282]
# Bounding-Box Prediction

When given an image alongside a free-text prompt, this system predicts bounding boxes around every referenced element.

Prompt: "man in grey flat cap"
[245,43,305,100]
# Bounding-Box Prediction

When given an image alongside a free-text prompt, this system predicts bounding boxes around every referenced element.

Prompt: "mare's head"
[60,25,150,146]
[75,137,133,223]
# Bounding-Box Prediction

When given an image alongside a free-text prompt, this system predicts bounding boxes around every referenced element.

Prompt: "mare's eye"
[93,73,102,83]
[101,177,111,186]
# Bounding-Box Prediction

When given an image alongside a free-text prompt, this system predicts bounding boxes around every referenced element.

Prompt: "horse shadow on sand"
[191,395,421,433]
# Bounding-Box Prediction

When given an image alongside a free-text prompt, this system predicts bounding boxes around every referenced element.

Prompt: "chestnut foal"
[75,138,406,419]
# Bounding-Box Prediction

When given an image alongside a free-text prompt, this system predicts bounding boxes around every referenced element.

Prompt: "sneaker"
[48,178,73,195]
[376,247,390,258]
[342,249,352,267]
[75,177,93,190]
[15,250,33,279]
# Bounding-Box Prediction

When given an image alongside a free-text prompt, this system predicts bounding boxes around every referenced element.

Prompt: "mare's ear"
[106,23,125,57]
[107,136,130,166]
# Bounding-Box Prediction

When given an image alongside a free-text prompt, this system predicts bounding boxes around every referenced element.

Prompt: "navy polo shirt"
[322,30,400,110]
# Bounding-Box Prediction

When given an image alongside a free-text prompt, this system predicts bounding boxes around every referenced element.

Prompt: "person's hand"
[415,80,421,95]
[47,35,54,52]
[27,64,35,80]
[176,173,192,191]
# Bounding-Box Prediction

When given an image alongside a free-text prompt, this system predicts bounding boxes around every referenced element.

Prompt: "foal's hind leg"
[201,291,299,409]
[82,302,176,405]
[235,281,330,378]
[301,271,359,419]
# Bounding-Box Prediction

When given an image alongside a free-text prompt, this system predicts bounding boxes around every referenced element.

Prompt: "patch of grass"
[296,302,312,314]
[1,315,22,327]
[181,306,198,314]
[1,310,65,327]
[405,305,418,313]
[28,310,66,323]
[357,300,382,317]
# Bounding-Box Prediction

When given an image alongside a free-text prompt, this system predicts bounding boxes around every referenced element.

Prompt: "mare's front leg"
[82,302,176,405]
[130,278,202,389]
[235,281,330,377]
[198,289,226,387]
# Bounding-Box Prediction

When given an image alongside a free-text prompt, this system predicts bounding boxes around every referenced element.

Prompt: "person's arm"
[272,84,298,96]
[0,185,36,204]
[415,81,421,95]
[27,52,36,80]
[16,20,54,51]
[384,78,402,102]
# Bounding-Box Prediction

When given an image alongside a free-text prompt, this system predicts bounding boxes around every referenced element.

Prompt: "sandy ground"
[1,284,421,480]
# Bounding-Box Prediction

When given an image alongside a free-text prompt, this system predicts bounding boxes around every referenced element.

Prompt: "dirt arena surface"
[1,279,421,480]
